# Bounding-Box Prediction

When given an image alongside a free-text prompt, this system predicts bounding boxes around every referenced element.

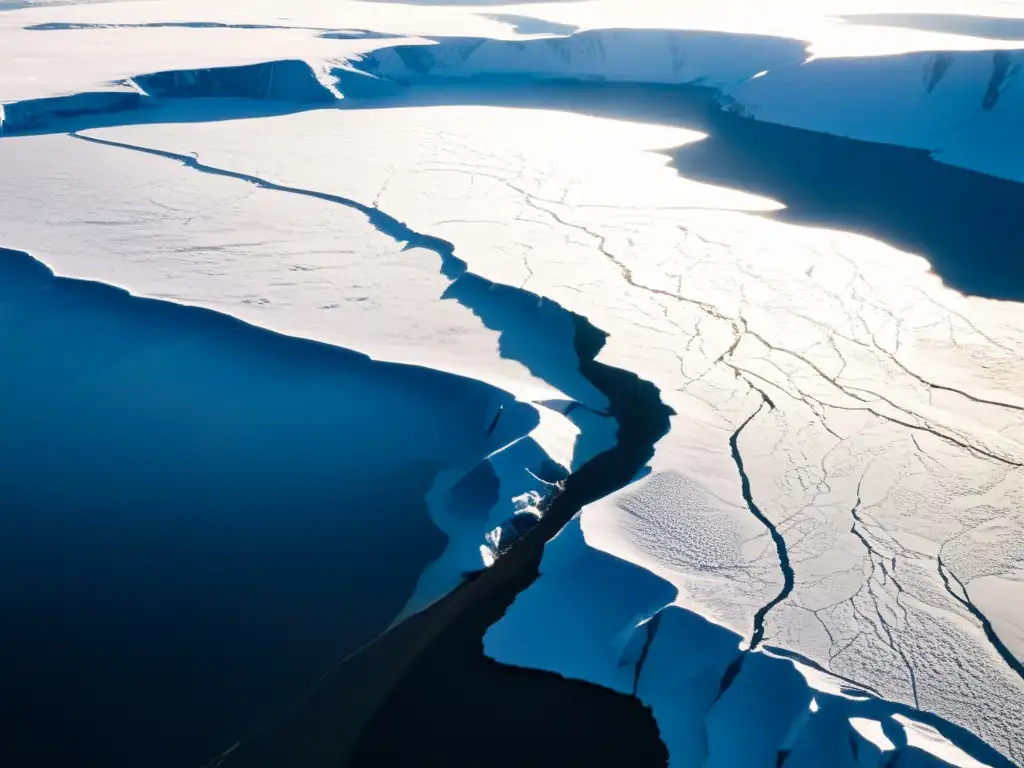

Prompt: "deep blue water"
[0,248,524,767]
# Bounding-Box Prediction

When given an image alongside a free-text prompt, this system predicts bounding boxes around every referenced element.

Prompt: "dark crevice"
[729,392,794,650]
[713,654,747,703]
[632,611,663,696]
[80,115,673,768]
[337,311,673,768]
[70,131,469,280]
[486,404,503,435]
[982,52,1019,111]
[937,556,1024,682]
[848,481,919,707]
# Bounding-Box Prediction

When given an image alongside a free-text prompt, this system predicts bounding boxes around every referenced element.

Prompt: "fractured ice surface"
[2,1,1024,764]
[5,88,1024,761]
[0,124,619,612]
[3,98,1011,761]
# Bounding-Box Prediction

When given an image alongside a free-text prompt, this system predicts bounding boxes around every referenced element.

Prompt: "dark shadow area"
[335,71,1024,301]
[483,526,1017,767]
[0,247,530,768]
[215,315,674,768]
[445,274,608,409]
[5,27,1024,764]
[839,13,1024,41]
[12,32,1001,301]
[671,110,1024,301]
[482,13,578,36]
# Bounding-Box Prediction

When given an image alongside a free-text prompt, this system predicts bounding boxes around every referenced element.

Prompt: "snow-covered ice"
[2,0,1023,766]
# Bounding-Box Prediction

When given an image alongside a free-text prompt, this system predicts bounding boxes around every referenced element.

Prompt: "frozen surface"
[484,510,1014,768]
[5,95,1019,763]
[0,80,617,767]
[0,125,613,620]
[2,0,1024,766]
[3,0,1023,179]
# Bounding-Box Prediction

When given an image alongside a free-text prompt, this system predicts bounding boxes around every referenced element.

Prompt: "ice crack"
[848,485,919,707]
[632,611,662,696]
[69,132,469,279]
[937,556,1024,682]
[729,391,794,650]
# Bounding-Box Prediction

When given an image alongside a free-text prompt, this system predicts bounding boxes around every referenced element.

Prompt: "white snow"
[485,504,1010,767]
[30,98,1017,763]
[850,718,898,753]
[2,0,1023,182]
[2,0,1024,765]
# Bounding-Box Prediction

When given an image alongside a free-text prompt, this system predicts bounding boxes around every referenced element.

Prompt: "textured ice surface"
[37,101,1018,763]
[485,505,1014,767]
[2,1,1023,765]
[0,125,612,614]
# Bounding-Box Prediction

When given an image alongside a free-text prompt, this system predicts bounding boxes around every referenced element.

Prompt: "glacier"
[1,1,1023,766]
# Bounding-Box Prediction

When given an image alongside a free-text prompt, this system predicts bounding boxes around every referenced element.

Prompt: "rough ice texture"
[26,99,1018,763]
[485,504,1014,767]
[5,90,1024,762]
[2,1,1024,765]
[0,124,615,608]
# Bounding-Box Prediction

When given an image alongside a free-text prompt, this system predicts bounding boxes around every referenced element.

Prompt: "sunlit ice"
[1,1,1022,766]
